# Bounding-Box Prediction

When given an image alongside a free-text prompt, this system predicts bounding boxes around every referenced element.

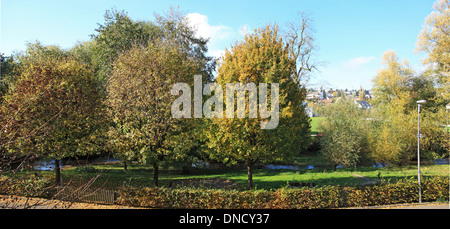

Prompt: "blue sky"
[1,0,437,89]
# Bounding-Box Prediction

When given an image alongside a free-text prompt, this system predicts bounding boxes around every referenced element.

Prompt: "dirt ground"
[0,195,138,209]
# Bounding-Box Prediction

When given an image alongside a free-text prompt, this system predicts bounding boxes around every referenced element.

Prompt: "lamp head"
[417,100,427,104]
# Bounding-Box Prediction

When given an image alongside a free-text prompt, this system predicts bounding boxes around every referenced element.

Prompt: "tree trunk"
[181,164,191,175]
[153,162,159,187]
[123,160,128,172]
[247,161,253,190]
[54,159,61,186]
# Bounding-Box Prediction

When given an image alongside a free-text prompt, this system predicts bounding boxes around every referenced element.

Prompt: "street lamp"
[417,100,426,203]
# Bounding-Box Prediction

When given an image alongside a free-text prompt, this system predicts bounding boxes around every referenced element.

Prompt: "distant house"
[354,100,372,110]
[306,92,321,100]
[307,86,330,101]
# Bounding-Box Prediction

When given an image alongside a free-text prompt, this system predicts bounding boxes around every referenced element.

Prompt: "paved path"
[0,195,137,209]
[352,173,377,185]
[382,203,449,209]
[349,202,449,209]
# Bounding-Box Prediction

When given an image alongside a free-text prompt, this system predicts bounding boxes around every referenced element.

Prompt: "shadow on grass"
[55,162,448,191]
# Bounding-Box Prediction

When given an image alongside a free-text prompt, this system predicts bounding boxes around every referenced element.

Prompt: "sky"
[1,0,437,89]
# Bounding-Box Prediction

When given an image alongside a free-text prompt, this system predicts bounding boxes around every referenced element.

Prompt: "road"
[0,195,136,209]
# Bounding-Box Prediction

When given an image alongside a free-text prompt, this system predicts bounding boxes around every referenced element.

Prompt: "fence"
[56,187,116,205]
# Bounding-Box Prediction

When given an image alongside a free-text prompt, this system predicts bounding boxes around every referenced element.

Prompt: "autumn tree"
[205,25,311,189]
[416,0,450,102]
[415,0,449,158]
[107,39,202,186]
[370,50,448,165]
[71,8,216,171]
[1,43,103,185]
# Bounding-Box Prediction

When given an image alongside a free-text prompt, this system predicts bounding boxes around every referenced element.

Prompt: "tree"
[205,25,311,189]
[318,99,367,170]
[90,9,161,85]
[416,0,450,102]
[370,50,448,165]
[155,6,216,81]
[367,110,416,166]
[359,85,365,101]
[107,40,202,186]
[1,43,102,185]
[285,12,319,85]
[0,53,16,103]
[73,7,215,173]
[372,51,414,109]
[369,51,418,165]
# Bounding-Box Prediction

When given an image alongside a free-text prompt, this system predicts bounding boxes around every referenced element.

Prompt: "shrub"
[0,175,52,198]
[116,176,448,209]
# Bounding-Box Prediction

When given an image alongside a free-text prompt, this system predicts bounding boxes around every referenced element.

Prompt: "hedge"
[1,175,448,208]
[116,176,449,209]
[0,175,52,198]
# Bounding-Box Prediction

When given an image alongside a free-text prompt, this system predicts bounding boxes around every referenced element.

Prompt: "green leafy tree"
[90,7,216,86]
[90,9,161,84]
[359,86,365,101]
[318,99,368,170]
[71,7,216,172]
[107,40,202,186]
[155,6,217,81]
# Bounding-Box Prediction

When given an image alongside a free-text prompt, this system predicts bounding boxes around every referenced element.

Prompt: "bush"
[1,174,447,208]
[0,175,52,198]
[116,176,449,209]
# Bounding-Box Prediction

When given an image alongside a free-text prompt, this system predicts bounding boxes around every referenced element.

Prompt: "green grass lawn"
[33,161,446,191]
[6,153,448,191]
[310,117,324,135]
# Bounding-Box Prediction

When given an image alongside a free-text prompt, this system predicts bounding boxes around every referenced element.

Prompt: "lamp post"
[417,100,426,203]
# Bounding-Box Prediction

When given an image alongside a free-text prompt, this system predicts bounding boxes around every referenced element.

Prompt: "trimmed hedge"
[116,176,449,209]
[0,175,52,198]
[2,175,448,208]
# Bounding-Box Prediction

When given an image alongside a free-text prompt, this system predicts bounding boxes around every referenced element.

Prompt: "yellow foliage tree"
[205,25,311,189]
[416,0,450,101]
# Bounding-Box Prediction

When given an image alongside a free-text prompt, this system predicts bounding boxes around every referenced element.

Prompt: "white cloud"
[185,13,232,58]
[186,13,231,40]
[342,56,377,70]
[210,49,226,58]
